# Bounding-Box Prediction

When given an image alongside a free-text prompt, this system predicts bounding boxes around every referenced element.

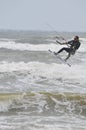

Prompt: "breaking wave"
[0,38,85,52]
[0,92,86,117]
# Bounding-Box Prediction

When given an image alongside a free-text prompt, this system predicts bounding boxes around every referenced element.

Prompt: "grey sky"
[0,0,86,31]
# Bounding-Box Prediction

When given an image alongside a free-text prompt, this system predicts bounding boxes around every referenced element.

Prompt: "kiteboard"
[48,49,71,67]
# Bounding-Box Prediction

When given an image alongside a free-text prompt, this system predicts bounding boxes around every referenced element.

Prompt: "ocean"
[0,30,86,130]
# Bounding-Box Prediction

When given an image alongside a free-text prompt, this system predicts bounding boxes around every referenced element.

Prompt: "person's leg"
[65,52,71,61]
[58,47,66,53]
[54,47,69,55]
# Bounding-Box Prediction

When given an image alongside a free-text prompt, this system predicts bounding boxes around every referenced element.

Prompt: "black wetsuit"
[57,40,81,60]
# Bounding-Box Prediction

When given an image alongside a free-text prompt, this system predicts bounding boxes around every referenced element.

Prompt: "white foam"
[0,41,60,51]
[0,61,85,82]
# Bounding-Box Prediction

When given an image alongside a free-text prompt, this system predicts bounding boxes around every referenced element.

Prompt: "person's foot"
[54,52,58,55]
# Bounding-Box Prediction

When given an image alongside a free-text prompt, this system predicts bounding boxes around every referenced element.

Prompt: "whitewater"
[0,30,86,130]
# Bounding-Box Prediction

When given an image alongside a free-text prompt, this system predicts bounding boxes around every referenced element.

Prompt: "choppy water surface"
[0,31,86,130]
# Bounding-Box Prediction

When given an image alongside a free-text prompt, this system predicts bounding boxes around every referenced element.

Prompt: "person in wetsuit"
[54,36,81,61]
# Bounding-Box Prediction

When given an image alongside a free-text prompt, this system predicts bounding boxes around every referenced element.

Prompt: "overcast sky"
[0,0,86,32]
